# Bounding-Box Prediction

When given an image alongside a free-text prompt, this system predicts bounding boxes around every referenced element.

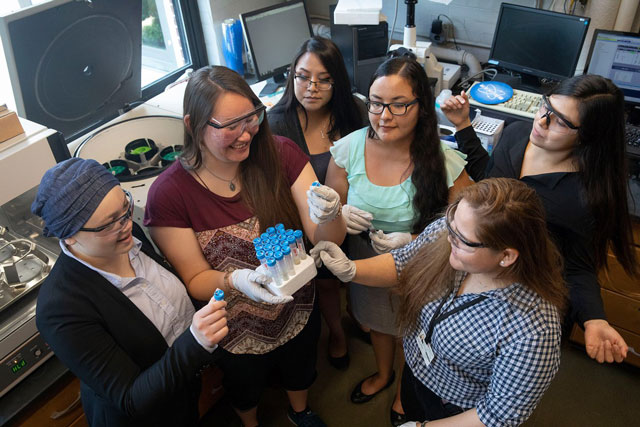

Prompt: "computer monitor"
[240,0,312,95]
[488,3,590,90]
[585,29,640,106]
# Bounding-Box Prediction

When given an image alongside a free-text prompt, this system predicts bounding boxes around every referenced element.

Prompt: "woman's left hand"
[369,230,412,254]
[583,319,628,363]
[307,183,341,224]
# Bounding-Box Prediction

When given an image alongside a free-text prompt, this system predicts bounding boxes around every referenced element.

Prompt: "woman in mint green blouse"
[326,54,472,424]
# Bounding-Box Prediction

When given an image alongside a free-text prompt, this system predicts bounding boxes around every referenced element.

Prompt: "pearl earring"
[500,260,505,266]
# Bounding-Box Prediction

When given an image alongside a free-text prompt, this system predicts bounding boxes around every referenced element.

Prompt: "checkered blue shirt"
[392,218,563,426]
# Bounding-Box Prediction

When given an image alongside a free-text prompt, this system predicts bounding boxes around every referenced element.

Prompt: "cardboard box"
[0,111,25,143]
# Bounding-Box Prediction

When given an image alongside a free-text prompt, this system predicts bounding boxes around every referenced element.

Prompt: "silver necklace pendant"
[229,181,236,191]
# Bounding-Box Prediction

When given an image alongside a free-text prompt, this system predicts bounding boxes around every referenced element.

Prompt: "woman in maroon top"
[145,66,345,427]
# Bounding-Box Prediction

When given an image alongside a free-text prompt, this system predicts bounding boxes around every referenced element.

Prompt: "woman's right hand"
[310,241,356,282]
[191,300,228,348]
[230,269,294,304]
[441,90,472,130]
[342,204,374,234]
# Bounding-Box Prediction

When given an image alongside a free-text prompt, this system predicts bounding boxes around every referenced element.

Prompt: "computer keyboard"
[625,124,640,157]
[468,81,542,120]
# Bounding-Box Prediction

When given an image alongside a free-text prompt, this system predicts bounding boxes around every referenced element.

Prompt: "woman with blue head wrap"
[32,158,228,427]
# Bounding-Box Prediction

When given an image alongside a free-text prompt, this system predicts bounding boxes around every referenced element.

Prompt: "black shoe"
[287,406,326,427]
[390,407,407,426]
[327,351,350,370]
[350,371,396,404]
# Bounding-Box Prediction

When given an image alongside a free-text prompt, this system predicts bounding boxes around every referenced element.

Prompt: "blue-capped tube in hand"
[213,288,225,301]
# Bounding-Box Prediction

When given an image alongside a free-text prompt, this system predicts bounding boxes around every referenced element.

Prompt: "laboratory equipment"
[256,225,316,297]
[330,4,388,95]
[222,18,244,75]
[387,0,444,95]
[240,0,312,96]
[470,112,504,154]
[0,118,62,397]
[487,3,590,91]
[294,230,307,260]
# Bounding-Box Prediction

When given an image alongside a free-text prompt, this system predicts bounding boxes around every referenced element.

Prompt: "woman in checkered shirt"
[311,178,567,426]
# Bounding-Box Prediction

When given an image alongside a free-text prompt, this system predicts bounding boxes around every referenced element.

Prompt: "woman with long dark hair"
[268,36,366,368]
[442,74,638,363]
[145,65,345,427]
[313,178,566,426]
[325,54,473,423]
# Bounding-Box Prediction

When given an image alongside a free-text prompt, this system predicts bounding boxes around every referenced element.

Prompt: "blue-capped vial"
[213,289,225,301]
[265,250,274,260]
[311,181,321,187]
[266,226,276,235]
[287,234,300,264]
[256,250,267,269]
[278,234,288,242]
[261,232,269,241]
[275,223,285,232]
[266,258,282,285]
[253,237,262,247]
[294,230,307,260]
[280,245,295,274]
[274,251,289,280]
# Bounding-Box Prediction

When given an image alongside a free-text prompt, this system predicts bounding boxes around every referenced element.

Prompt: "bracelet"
[223,271,232,289]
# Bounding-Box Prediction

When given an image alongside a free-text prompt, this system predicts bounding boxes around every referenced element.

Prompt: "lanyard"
[424,291,488,344]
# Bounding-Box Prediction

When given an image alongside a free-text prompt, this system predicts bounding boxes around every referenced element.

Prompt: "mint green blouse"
[330,127,467,233]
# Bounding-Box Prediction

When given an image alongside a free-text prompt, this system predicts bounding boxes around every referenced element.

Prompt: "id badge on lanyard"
[416,331,435,366]
[417,291,487,367]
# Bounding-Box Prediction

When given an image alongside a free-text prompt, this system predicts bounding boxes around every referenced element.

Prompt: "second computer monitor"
[240,0,312,95]
[488,3,590,90]
[585,29,640,106]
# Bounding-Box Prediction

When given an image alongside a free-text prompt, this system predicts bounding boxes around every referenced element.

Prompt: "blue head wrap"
[31,158,119,239]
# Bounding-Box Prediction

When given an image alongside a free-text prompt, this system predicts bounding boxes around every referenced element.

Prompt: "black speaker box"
[0,0,141,140]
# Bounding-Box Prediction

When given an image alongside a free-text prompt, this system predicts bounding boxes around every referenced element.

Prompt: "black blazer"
[36,225,213,427]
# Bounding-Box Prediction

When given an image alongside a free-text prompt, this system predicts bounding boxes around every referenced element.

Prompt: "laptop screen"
[585,30,640,105]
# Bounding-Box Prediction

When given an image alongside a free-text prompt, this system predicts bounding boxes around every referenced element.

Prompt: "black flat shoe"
[327,351,350,370]
[390,407,407,426]
[350,371,396,404]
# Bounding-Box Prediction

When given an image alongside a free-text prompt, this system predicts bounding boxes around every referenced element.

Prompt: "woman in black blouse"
[441,74,638,363]
[269,36,366,369]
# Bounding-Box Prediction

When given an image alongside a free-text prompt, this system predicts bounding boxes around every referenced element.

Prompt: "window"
[141,0,208,100]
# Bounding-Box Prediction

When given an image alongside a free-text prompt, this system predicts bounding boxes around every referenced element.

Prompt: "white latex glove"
[398,422,421,427]
[342,204,374,234]
[369,230,412,254]
[230,269,293,304]
[309,241,357,283]
[307,183,341,224]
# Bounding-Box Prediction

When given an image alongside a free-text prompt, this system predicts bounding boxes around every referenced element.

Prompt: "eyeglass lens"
[367,102,412,116]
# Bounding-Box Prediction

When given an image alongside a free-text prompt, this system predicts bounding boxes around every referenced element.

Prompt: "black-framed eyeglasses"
[79,190,134,235]
[294,74,333,91]
[207,105,266,130]
[538,95,579,133]
[445,206,486,252]
[366,99,419,116]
